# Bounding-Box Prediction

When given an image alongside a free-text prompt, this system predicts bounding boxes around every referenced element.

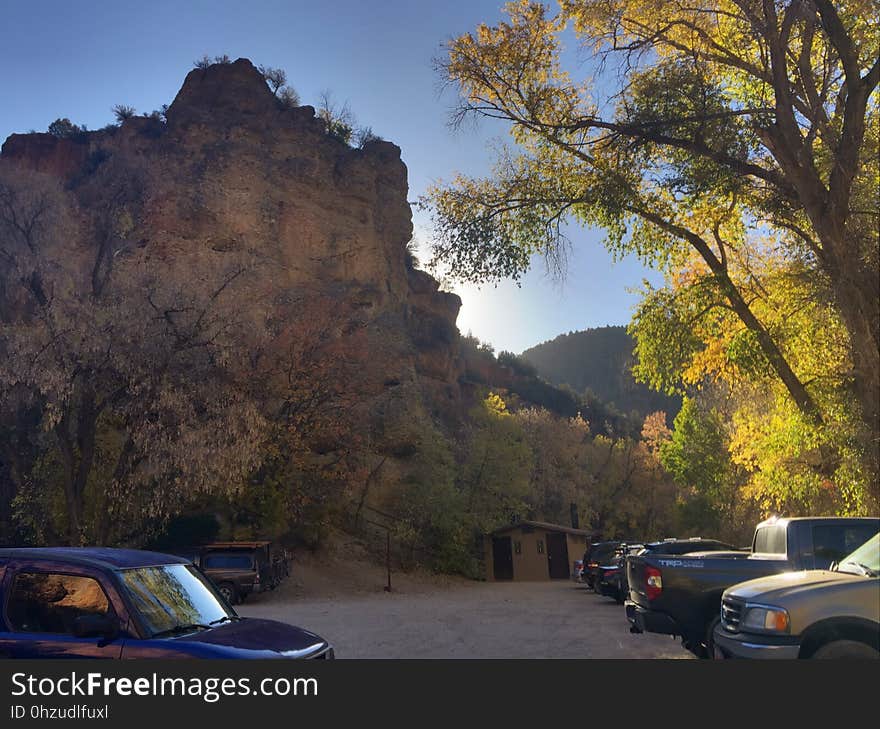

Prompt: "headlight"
[741,605,790,633]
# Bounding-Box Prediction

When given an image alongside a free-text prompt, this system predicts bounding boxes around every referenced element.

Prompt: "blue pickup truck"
[0,548,334,659]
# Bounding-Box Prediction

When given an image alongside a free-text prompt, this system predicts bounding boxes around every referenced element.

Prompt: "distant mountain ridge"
[520,326,680,421]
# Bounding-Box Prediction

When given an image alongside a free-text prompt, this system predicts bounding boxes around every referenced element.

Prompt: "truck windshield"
[120,564,234,637]
[836,534,879,577]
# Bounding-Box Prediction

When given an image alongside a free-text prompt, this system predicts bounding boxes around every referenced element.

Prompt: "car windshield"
[120,564,234,637]
[836,534,880,577]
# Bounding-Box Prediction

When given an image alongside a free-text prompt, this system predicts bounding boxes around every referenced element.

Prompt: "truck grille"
[721,597,744,632]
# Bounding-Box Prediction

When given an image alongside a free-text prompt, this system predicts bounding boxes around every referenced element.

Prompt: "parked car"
[713,533,880,659]
[596,543,644,603]
[584,541,621,590]
[0,547,333,658]
[625,516,880,657]
[198,541,277,604]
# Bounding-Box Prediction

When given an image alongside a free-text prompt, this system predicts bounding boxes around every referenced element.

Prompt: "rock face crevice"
[1,58,462,421]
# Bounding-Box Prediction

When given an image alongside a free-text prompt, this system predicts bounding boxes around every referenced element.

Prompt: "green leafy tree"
[631,234,875,512]
[423,0,879,472]
[659,398,744,538]
[386,418,473,573]
[47,118,83,138]
[459,393,533,532]
[515,407,590,524]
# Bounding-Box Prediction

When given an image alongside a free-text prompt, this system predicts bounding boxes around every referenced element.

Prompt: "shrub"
[354,126,382,149]
[258,65,300,109]
[194,54,232,70]
[258,65,286,94]
[276,86,300,109]
[317,91,354,145]
[404,238,420,270]
[112,104,136,122]
[47,118,84,139]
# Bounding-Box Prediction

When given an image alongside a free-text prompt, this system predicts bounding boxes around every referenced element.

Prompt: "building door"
[546,533,570,579]
[492,536,514,580]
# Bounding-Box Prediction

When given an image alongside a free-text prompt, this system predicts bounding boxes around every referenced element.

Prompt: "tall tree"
[0,170,374,545]
[0,170,268,544]
[424,0,878,468]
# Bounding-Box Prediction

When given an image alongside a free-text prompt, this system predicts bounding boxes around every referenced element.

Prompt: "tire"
[683,638,708,659]
[217,582,237,605]
[811,640,880,659]
[704,615,721,659]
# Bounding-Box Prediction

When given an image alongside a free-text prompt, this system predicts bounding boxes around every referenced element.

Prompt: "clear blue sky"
[0,0,661,353]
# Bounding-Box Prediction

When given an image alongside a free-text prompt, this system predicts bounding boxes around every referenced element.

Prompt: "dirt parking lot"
[239,578,692,659]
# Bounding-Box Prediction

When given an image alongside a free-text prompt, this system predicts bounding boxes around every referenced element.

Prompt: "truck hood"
[725,569,865,602]
[173,618,330,657]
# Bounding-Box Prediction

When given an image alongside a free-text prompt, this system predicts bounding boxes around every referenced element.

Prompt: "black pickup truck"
[625,516,880,657]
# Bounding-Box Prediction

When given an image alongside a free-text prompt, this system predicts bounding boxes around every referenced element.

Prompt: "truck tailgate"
[627,551,785,620]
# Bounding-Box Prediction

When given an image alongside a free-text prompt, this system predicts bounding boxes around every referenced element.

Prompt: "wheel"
[704,615,721,659]
[217,582,237,605]
[811,640,879,659]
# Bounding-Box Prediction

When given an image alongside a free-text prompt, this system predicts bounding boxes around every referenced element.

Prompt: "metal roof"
[490,520,590,537]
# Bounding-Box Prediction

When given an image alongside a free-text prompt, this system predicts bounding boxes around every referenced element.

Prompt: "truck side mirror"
[73,613,120,642]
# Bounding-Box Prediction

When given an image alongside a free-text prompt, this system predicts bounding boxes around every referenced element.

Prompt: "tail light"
[588,562,598,569]
[254,573,261,585]
[645,566,662,600]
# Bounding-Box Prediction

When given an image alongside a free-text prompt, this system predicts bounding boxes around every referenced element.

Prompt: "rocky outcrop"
[1,132,90,177]
[0,58,462,422]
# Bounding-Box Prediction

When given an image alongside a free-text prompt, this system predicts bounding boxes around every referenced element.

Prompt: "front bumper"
[625,601,679,636]
[280,643,335,659]
[712,627,800,659]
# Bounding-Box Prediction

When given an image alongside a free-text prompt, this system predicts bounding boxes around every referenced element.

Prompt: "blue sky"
[0,0,661,353]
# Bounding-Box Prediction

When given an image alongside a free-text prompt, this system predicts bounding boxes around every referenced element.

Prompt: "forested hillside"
[521,327,680,420]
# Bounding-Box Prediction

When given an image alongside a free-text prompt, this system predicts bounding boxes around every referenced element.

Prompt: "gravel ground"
[238,579,692,659]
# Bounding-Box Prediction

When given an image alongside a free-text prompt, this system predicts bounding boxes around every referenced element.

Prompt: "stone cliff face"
[1,58,462,423]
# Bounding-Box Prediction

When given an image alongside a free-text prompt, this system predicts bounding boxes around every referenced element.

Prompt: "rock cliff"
[0,58,462,427]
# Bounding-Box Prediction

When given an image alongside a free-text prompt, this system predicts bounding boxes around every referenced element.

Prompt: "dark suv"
[596,543,645,603]
[198,542,276,605]
[583,541,621,590]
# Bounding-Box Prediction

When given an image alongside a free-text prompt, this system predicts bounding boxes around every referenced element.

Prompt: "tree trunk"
[718,273,824,424]
[55,387,99,546]
[828,252,880,429]
[826,249,880,500]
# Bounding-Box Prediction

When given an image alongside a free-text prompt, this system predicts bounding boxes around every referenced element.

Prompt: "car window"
[6,572,112,634]
[595,546,617,562]
[812,524,879,568]
[202,554,254,570]
[753,526,787,554]
[119,564,231,637]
